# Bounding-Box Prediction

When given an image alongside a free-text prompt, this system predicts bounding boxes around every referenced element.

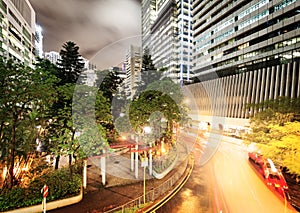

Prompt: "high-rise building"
[192,0,300,80]
[0,0,36,66]
[141,0,193,83]
[142,0,157,48]
[186,0,300,127]
[35,24,43,58]
[81,56,97,71]
[125,45,142,97]
[44,51,61,65]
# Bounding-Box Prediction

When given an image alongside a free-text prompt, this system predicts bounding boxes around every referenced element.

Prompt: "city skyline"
[29,0,142,69]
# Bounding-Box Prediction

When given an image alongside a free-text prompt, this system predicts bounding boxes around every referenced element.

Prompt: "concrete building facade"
[141,0,193,83]
[186,0,300,127]
[44,51,61,65]
[192,0,300,79]
[0,0,36,66]
[35,24,43,58]
[125,45,143,97]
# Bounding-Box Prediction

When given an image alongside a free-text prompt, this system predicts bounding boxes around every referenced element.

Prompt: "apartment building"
[44,51,61,65]
[35,24,43,58]
[0,0,36,66]
[141,0,193,83]
[125,45,143,97]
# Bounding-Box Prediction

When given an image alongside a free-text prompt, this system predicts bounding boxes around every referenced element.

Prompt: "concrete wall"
[184,61,300,125]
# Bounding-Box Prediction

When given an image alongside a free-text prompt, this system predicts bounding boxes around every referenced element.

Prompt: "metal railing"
[104,155,190,213]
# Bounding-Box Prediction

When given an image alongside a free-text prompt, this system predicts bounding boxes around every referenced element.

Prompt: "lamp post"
[130,135,134,172]
[141,157,148,204]
[143,126,152,175]
[135,134,139,179]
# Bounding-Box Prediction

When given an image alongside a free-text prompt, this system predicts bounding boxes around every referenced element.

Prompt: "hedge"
[0,168,81,211]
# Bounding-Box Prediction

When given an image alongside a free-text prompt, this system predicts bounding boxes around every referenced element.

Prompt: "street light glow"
[143,126,151,134]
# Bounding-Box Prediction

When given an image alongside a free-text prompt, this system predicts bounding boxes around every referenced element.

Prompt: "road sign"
[141,157,148,167]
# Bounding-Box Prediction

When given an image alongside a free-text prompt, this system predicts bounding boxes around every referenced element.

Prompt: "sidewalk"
[48,140,190,213]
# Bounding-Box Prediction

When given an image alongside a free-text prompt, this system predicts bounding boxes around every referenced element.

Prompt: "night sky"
[29,0,141,69]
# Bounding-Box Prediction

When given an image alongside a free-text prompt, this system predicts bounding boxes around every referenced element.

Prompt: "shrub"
[0,168,81,211]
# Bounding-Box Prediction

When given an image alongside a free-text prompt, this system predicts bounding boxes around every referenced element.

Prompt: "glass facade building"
[192,0,300,80]
[186,0,300,124]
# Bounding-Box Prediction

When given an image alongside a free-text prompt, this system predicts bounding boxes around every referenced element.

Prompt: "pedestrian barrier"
[104,154,193,213]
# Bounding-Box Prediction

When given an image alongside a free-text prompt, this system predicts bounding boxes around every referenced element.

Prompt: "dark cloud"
[29,0,141,69]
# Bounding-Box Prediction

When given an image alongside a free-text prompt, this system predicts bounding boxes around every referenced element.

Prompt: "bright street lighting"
[143,126,151,134]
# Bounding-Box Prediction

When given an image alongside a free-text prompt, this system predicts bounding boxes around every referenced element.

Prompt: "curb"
[138,154,194,212]
[152,154,178,179]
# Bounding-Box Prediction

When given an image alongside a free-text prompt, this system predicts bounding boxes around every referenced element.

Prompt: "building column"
[269,66,275,100]
[228,75,235,117]
[236,73,243,118]
[291,62,297,98]
[259,68,266,105]
[241,72,248,118]
[264,67,271,103]
[246,71,253,117]
[285,63,291,97]
[297,62,300,98]
[251,70,258,114]
[280,64,286,97]
[274,65,280,99]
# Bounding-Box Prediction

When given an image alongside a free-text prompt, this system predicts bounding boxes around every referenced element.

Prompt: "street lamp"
[141,157,148,204]
[142,126,152,204]
[143,126,152,175]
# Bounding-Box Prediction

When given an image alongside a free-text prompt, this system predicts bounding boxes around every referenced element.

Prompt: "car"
[248,152,289,198]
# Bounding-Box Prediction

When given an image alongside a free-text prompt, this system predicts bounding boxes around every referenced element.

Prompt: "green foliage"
[115,115,132,134]
[135,47,163,94]
[245,97,300,175]
[247,96,300,127]
[95,90,114,130]
[142,47,155,72]
[72,84,111,157]
[77,123,109,158]
[256,122,300,175]
[47,84,77,156]
[96,70,122,102]
[57,41,84,84]
[129,79,188,135]
[0,168,81,211]
[153,146,177,173]
[0,57,58,187]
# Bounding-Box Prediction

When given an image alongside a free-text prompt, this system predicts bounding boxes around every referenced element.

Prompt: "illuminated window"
[274,0,296,11]
[238,0,269,19]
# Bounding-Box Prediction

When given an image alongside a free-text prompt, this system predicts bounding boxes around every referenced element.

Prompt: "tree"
[96,70,122,102]
[96,69,124,121]
[246,96,300,127]
[135,47,163,94]
[244,97,300,175]
[253,122,300,175]
[45,84,75,170]
[129,78,189,145]
[0,58,57,188]
[44,41,85,171]
[57,41,84,84]
[142,47,156,72]
[72,84,110,160]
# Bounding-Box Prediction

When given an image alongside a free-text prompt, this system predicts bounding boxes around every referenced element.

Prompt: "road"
[156,134,298,213]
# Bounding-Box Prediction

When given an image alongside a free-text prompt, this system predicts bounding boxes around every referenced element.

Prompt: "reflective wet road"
[156,134,297,213]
